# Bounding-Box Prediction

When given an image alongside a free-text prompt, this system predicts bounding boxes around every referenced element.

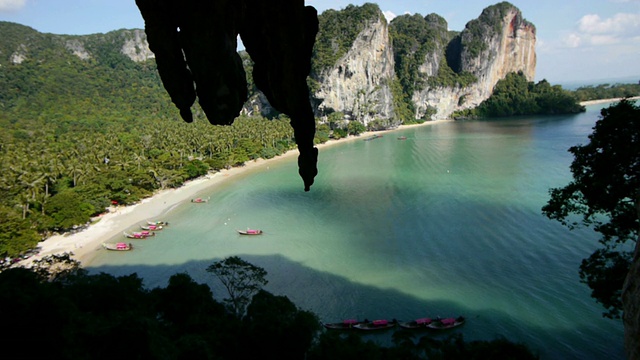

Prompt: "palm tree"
[17,171,44,219]
[66,159,84,187]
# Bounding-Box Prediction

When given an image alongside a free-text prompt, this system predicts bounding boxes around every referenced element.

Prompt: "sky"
[0,0,639,84]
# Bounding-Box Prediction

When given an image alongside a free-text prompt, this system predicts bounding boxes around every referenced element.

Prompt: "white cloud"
[563,33,582,48]
[0,0,26,12]
[578,13,640,35]
[564,12,640,48]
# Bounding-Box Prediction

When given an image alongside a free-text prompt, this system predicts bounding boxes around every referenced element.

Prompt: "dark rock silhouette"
[135,0,319,191]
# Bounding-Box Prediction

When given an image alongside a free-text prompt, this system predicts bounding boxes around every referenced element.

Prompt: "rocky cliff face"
[307,2,536,124]
[119,29,155,62]
[312,11,396,127]
[412,3,536,119]
[458,4,536,106]
[1,25,155,64]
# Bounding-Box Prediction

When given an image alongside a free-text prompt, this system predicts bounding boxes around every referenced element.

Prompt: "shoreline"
[579,96,640,106]
[22,119,451,267]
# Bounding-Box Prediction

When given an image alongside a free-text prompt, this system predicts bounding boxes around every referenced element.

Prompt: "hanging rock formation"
[135,0,319,191]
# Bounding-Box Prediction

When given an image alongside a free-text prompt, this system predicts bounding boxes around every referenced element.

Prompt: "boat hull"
[237,229,263,235]
[353,320,397,331]
[102,243,132,251]
[426,317,465,330]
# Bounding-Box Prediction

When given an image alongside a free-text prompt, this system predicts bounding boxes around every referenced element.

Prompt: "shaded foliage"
[0,258,539,360]
[206,256,268,317]
[543,99,640,318]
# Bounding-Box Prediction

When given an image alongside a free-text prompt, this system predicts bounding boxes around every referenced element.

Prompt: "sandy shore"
[21,119,451,267]
[580,96,640,106]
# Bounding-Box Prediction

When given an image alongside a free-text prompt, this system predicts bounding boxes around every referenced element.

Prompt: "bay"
[87,103,626,359]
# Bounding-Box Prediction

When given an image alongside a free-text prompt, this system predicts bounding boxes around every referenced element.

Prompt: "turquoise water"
[87,104,626,359]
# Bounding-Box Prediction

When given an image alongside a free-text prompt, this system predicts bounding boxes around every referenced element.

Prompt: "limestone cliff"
[306,2,536,124]
[310,4,396,127]
[119,29,155,62]
[458,2,536,106]
[410,2,536,119]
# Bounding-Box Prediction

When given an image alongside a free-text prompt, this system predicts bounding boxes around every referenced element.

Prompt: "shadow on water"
[87,253,624,360]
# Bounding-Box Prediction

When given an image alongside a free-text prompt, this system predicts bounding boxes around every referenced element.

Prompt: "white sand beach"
[580,96,640,106]
[22,120,451,267]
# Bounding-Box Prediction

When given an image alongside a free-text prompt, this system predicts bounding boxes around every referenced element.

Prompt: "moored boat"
[124,231,155,239]
[397,136,407,140]
[237,229,263,235]
[147,220,169,226]
[141,224,163,231]
[353,319,397,331]
[102,242,133,251]
[322,319,361,330]
[426,316,465,330]
[398,317,433,329]
[191,197,209,203]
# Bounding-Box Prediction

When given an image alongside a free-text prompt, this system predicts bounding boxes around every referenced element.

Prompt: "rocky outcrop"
[457,3,536,106]
[65,39,91,60]
[412,2,536,119]
[10,44,27,64]
[312,10,396,126]
[305,2,536,124]
[120,29,154,62]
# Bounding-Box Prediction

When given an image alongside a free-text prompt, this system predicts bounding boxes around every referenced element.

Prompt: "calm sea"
[87,103,628,359]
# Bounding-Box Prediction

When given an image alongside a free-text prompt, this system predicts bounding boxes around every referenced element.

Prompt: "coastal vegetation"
[571,82,640,102]
[0,256,538,359]
[453,72,585,118]
[0,109,300,258]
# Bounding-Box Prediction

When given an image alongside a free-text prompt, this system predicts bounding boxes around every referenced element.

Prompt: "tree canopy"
[461,72,585,118]
[206,256,268,317]
[572,83,640,102]
[542,99,640,318]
